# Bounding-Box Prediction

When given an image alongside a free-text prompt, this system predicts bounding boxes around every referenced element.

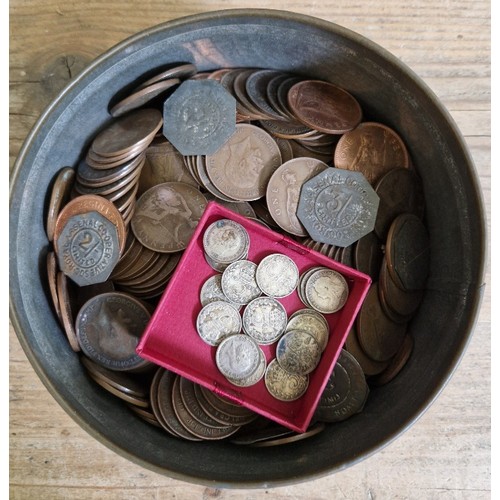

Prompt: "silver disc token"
[216,334,262,383]
[304,268,349,314]
[276,330,322,375]
[196,300,242,346]
[255,253,299,298]
[242,297,288,345]
[264,359,309,401]
[221,260,262,305]
[203,218,249,266]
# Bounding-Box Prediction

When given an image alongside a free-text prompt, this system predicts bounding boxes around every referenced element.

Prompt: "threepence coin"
[216,334,262,384]
[286,309,330,352]
[304,268,349,314]
[196,300,242,347]
[276,330,322,375]
[255,253,299,298]
[242,297,287,345]
[264,359,309,401]
[221,260,262,305]
[203,218,249,267]
[200,274,241,309]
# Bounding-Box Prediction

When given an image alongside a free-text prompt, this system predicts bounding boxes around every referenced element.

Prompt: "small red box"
[136,202,371,433]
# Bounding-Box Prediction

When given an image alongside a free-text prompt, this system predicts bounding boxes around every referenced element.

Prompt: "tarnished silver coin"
[255,253,299,298]
[242,297,287,345]
[200,274,241,309]
[221,260,261,305]
[196,300,242,346]
[304,268,349,314]
[203,218,249,267]
[276,330,322,375]
[225,346,267,387]
[264,359,309,401]
[297,168,380,247]
[286,309,330,352]
[215,334,262,383]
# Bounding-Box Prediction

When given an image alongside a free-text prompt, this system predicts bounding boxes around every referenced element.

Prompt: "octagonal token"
[162,79,236,155]
[297,168,380,247]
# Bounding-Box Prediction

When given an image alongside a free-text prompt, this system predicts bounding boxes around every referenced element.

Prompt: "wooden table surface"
[9,1,490,498]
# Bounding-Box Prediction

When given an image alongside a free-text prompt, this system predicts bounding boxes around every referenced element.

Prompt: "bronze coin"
[128,252,181,290]
[343,327,389,376]
[232,69,271,121]
[356,284,407,362]
[46,167,76,242]
[195,155,237,202]
[73,280,116,313]
[46,251,62,323]
[131,182,207,253]
[114,183,139,215]
[126,404,162,428]
[149,368,181,436]
[91,108,163,158]
[249,422,325,447]
[219,69,255,121]
[250,199,281,229]
[245,69,287,121]
[386,213,430,291]
[135,63,197,90]
[230,422,295,445]
[265,73,295,119]
[370,334,414,386]
[274,137,294,164]
[354,231,384,280]
[56,272,81,352]
[112,247,162,284]
[259,119,314,140]
[288,80,362,134]
[206,68,233,82]
[276,75,304,119]
[86,145,146,169]
[114,252,170,286]
[110,236,144,280]
[374,168,425,240]
[334,121,410,186]
[288,139,333,163]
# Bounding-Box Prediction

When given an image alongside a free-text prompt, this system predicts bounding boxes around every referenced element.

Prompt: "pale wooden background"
[9,0,491,498]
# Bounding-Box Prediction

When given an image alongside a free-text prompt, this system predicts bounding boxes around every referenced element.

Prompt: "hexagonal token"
[296,168,380,247]
[162,79,236,155]
[55,211,121,286]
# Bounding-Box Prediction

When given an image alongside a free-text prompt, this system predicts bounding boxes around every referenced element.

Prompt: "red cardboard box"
[136,202,371,433]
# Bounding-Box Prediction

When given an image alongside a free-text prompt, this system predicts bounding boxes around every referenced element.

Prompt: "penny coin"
[304,268,349,314]
[286,309,330,352]
[46,251,62,323]
[276,330,322,375]
[334,122,410,186]
[225,347,266,387]
[386,213,430,291]
[259,119,313,140]
[112,247,162,283]
[91,108,163,158]
[205,123,282,201]
[199,274,240,309]
[203,193,256,219]
[203,218,249,266]
[148,367,180,436]
[56,272,81,352]
[370,334,414,386]
[127,404,162,428]
[245,69,287,121]
[289,139,333,163]
[46,167,75,242]
[354,231,384,281]
[242,297,287,345]
[356,284,407,362]
[287,80,362,134]
[264,359,309,401]
[343,327,389,376]
[250,422,325,447]
[131,182,207,253]
[163,79,236,156]
[265,157,329,236]
[232,69,271,121]
[374,168,425,240]
[221,260,261,305]
[255,253,299,298]
[195,155,238,202]
[135,63,197,90]
[86,144,146,170]
[250,199,281,229]
[230,422,295,445]
[196,301,242,347]
[75,292,152,371]
[265,73,296,119]
[215,334,262,384]
[274,137,294,164]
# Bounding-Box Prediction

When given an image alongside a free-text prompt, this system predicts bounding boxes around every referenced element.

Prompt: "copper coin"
[73,280,116,313]
[356,284,407,362]
[126,404,162,428]
[86,144,146,169]
[91,108,163,158]
[266,158,329,236]
[46,251,62,323]
[343,327,389,376]
[75,292,152,371]
[149,367,181,437]
[370,334,414,386]
[131,182,207,253]
[374,168,425,239]
[195,155,237,202]
[110,78,181,117]
[386,213,430,291]
[265,73,295,119]
[135,63,197,90]
[117,252,172,287]
[112,247,163,284]
[288,80,362,134]
[232,69,270,121]
[245,69,287,121]
[203,193,256,219]
[354,231,384,280]
[56,272,80,352]
[46,167,75,242]
[205,123,282,201]
[259,119,314,140]
[230,422,295,445]
[110,235,144,279]
[334,122,410,186]
[250,422,325,447]
[288,139,333,163]
[219,69,255,121]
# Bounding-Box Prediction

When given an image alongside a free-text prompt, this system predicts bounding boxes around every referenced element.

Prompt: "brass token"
[56,271,80,352]
[46,167,76,242]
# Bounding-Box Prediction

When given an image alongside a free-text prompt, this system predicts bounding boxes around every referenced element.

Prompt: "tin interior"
[9,10,485,487]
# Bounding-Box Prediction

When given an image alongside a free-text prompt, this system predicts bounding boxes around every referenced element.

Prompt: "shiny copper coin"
[343,327,389,376]
[91,108,163,158]
[250,422,325,447]
[135,63,197,90]
[370,334,414,386]
[334,122,410,186]
[47,251,62,323]
[56,272,80,352]
[288,80,362,134]
[46,167,75,242]
[356,284,407,362]
[354,231,384,280]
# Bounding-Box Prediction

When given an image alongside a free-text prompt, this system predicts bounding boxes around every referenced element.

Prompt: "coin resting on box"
[136,202,371,432]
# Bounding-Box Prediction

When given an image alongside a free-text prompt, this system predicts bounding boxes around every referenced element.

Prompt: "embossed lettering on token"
[242,297,287,345]
[255,253,299,298]
[216,334,262,383]
[264,359,309,401]
[196,300,242,347]
[297,168,380,247]
[75,292,151,371]
[131,182,207,253]
[276,330,322,375]
[221,260,261,305]
[203,218,249,265]
[163,79,236,155]
[304,268,349,314]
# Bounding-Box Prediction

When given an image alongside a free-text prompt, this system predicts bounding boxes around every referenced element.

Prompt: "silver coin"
[203,218,249,265]
[196,300,242,346]
[264,359,309,401]
[225,346,267,387]
[221,260,262,305]
[286,310,330,352]
[199,274,241,310]
[304,268,349,314]
[297,266,323,307]
[276,330,322,375]
[242,297,287,345]
[255,253,299,298]
[216,334,262,383]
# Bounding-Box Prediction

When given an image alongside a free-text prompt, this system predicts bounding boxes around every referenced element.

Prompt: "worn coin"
[215,334,262,383]
[286,309,330,352]
[75,292,152,371]
[264,359,309,401]
[200,274,241,310]
[242,296,288,345]
[205,123,282,201]
[245,69,287,121]
[343,327,389,376]
[46,167,75,242]
[196,300,242,347]
[370,334,414,386]
[56,272,81,352]
[203,193,256,219]
[250,422,325,447]
[266,157,329,236]
[203,218,249,266]
[221,260,261,305]
[354,231,384,281]
[195,155,238,202]
[334,122,410,186]
[225,347,267,387]
[304,268,349,314]
[255,253,299,298]
[131,182,207,253]
[47,251,62,323]
[135,63,197,90]
[276,330,322,375]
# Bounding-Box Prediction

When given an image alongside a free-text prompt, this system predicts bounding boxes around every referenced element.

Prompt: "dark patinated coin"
[297,168,380,247]
[250,422,325,447]
[75,292,152,372]
[245,69,287,121]
[370,334,414,386]
[56,272,81,352]
[162,79,236,155]
[149,367,181,437]
[343,327,389,377]
[354,231,384,281]
[135,63,197,90]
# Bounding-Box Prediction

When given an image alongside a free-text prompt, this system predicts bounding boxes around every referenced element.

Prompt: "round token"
[255,253,299,298]
[264,359,309,401]
[276,330,322,375]
[46,167,75,242]
[242,297,287,345]
[216,334,262,383]
[370,334,414,386]
[221,260,261,305]
[343,327,389,376]
[304,268,349,314]
[245,69,287,121]
[196,301,242,347]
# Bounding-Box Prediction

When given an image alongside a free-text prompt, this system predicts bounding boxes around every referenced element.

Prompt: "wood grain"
[9,0,490,498]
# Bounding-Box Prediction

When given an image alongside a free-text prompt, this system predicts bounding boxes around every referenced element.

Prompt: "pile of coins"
[44,61,430,446]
